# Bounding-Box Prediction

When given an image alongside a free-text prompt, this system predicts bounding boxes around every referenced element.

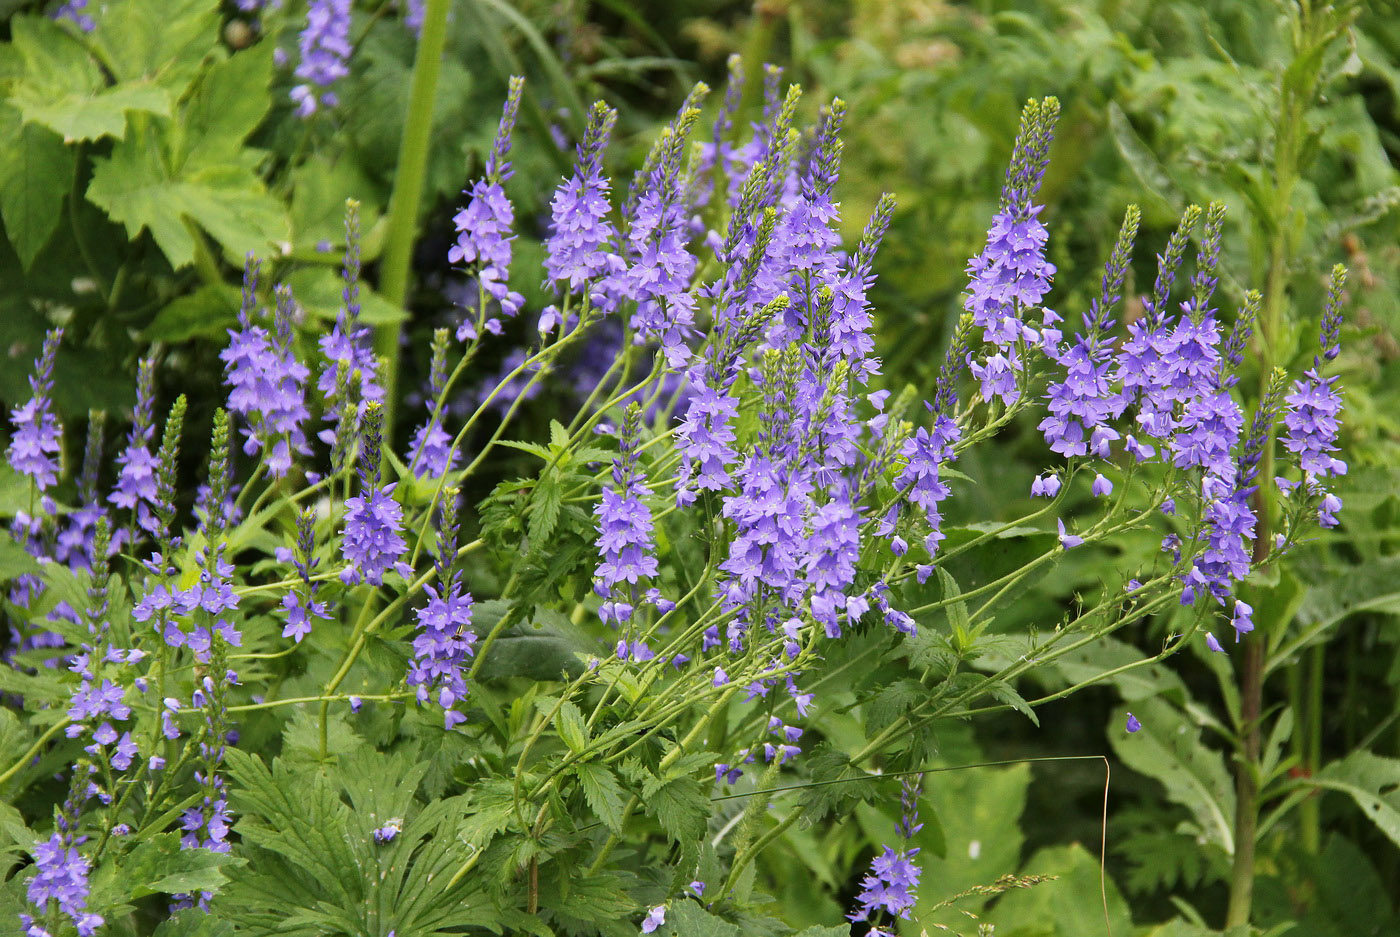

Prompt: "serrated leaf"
[283,266,405,327]
[935,566,971,648]
[986,680,1039,726]
[1312,752,1400,849]
[175,42,275,172]
[555,699,589,754]
[645,775,709,843]
[124,836,245,899]
[529,473,564,545]
[799,747,877,824]
[152,910,235,937]
[0,108,75,269]
[1109,700,1235,854]
[88,0,220,89]
[87,121,286,268]
[574,763,626,833]
[659,900,742,937]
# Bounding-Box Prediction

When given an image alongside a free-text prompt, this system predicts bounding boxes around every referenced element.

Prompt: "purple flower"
[896,414,960,555]
[545,103,622,292]
[343,487,406,586]
[7,328,64,491]
[848,845,921,923]
[291,0,351,117]
[1091,473,1113,497]
[1125,713,1142,733]
[1056,518,1083,550]
[1282,368,1345,479]
[595,406,660,625]
[641,906,666,933]
[1205,632,1224,654]
[451,78,526,340]
[222,282,311,478]
[373,819,402,843]
[53,0,96,31]
[24,834,103,937]
[1030,474,1060,498]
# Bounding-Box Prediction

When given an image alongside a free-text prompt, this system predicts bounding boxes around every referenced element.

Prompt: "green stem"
[375,0,452,440]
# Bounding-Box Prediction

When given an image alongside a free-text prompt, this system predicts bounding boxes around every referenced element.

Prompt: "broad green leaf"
[89,0,220,89]
[143,282,242,342]
[0,108,75,269]
[115,834,246,899]
[658,900,742,937]
[289,155,382,252]
[1312,752,1400,849]
[574,762,626,832]
[87,121,286,268]
[987,843,1132,937]
[174,41,275,173]
[283,266,406,327]
[1109,700,1235,854]
[153,910,235,937]
[644,775,709,843]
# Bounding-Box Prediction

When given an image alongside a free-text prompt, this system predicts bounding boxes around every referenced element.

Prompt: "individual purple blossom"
[1030,474,1060,498]
[404,0,424,33]
[641,905,666,933]
[451,77,526,340]
[282,509,329,643]
[374,819,402,843]
[1205,632,1224,653]
[1056,518,1083,549]
[1126,712,1142,733]
[53,0,95,31]
[291,0,351,117]
[342,404,408,586]
[7,328,64,491]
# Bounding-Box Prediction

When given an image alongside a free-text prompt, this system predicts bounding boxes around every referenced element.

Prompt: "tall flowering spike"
[451,78,527,339]
[828,192,895,379]
[153,396,187,541]
[282,507,330,643]
[1282,265,1348,527]
[222,283,311,477]
[544,101,621,293]
[203,410,232,541]
[1038,206,1139,459]
[409,487,475,728]
[694,53,745,209]
[897,409,961,561]
[594,403,659,626]
[1220,290,1260,389]
[291,0,351,117]
[320,202,383,442]
[58,412,107,571]
[1146,205,1202,327]
[409,329,459,478]
[626,93,708,367]
[848,844,921,927]
[110,352,162,534]
[966,98,1060,407]
[7,327,64,491]
[342,403,408,585]
[1188,202,1228,319]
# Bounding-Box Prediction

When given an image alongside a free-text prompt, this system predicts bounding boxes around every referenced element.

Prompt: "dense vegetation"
[1,2,1397,936]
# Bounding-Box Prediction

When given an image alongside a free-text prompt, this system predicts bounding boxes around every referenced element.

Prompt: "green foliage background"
[1,1,1398,936]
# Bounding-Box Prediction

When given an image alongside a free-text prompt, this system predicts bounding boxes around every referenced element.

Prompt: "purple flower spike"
[291,0,351,117]
[8,328,64,491]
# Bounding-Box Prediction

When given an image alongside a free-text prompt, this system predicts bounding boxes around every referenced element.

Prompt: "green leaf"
[11,81,170,143]
[152,910,235,937]
[986,680,1039,726]
[529,472,564,545]
[289,155,381,252]
[0,107,75,270]
[644,775,709,843]
[143,282,242,342]
[936,566,972,648]
[792,928,851,937]
[87,120,286,268]
[658,899,742,937]
[555,699,589,754]
[799,747,877,824]
[574,762,626,833]
[1109,700,1235,854]
[174,42,275,172]
[283,266,405,327]
[1312,752,1400,850]
[116,834,246,899]
[88,0,221,89]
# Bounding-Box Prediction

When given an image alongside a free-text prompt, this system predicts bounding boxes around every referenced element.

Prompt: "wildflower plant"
[0,69,1351,936]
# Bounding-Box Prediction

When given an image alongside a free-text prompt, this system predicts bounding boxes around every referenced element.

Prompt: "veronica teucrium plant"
[0,71,1348,936]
